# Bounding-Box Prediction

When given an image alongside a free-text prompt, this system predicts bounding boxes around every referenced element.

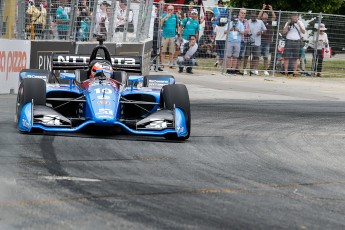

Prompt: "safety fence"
[152,3,345,77]
[0,0,154,42]
[1,1,345,77]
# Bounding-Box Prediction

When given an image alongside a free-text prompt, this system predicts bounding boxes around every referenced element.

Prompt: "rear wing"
[51,54,142,73]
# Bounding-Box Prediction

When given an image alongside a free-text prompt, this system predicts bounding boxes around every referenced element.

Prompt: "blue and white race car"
[15,36,190,140]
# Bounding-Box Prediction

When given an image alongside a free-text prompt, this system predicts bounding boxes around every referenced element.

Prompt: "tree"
[228,0,345,14]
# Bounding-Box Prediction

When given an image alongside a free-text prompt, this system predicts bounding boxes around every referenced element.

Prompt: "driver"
[90,61,113,78]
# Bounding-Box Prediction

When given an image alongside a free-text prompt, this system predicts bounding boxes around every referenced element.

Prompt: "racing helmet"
[90,61,113,78]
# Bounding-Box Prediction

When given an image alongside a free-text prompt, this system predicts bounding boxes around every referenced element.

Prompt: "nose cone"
[87,83,120,124]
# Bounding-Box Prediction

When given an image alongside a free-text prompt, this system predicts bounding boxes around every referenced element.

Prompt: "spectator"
[258,4,276,76]
[93,1,109,39]
[236,8,250,74]
[213,17,227,67]
[213,0,227,26]
[198,33,214,58]
[178,9,200,53]
[282,12,305,76]
[242,11,267,75]
[224,14,244,74]
[78,17,91,41]
[312,23,329,77]
[76,0,91,41]
[26,0,46,40]
[160,4,180,68]
[178,35,198,74]
[182,1,195,19]
[55,0,69,40]
[115,0,134,33]
[202,9,215,38]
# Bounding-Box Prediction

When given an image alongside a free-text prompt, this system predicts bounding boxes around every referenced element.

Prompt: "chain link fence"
[1,0,154,42]
[151,3,345,77]
[1,1,345,77]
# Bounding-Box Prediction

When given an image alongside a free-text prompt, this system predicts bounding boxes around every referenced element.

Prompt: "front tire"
[16,78,46,123]
[161,84,191,140]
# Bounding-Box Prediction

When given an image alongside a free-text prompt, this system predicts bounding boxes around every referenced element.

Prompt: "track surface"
[1,74,345,229]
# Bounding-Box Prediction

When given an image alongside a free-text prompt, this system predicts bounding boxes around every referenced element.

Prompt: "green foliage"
[228,0,345,14]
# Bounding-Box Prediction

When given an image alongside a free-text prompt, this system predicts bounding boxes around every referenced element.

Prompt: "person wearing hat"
[213,17,227,67]
[312,23,329,77]
[224,14,244,74]
[160,4,180,68]
[178,8,200,53]
[213,0,228,26]
[282,12,306,76]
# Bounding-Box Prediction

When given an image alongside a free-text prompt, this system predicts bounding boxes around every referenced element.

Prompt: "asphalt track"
[1,72,345,229]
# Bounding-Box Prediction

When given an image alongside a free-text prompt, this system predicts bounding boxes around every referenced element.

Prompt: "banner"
[0,39,31,94]
[30,41,75,71]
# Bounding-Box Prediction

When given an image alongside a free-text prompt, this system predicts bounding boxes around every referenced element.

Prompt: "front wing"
[18,103,188,138]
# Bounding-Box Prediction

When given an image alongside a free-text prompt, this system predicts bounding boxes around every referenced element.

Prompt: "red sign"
[0,50,27,80]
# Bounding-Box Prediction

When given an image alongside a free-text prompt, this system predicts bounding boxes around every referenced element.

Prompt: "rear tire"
[16,78,46,122]
[161,84,190,140]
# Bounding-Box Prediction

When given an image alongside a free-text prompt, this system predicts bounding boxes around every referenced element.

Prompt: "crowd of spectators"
[25,0,140,41]
[153,1,330,76]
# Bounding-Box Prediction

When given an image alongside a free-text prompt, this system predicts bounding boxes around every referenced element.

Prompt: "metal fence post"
[107,0,117,42]
[272,10,282,77]
[89,0,99,41]
[221,6,232,75]
[122,0,132,42]
[16,0,26,40]
[311,12,323,77]
[0,0,3,38]
[143,0,154,41]
[155,2,164,71]
[68,0,78,41]
[134,0,145,41]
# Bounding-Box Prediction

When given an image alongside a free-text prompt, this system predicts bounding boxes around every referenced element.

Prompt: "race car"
[15,35,191,140]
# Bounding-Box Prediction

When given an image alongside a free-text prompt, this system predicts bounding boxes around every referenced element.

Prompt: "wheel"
[143,75,175,87]
[16,78,46,122]
[161,84,190,140]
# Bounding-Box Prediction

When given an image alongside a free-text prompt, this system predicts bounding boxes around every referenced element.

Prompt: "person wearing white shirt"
[312,23,329,77]
[213,17,227,67]
[178,35,198,74]
[115,0,133,30]
[93,1,109,40]
[282,12,306,76]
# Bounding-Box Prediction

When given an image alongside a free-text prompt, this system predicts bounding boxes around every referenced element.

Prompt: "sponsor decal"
[22,118,30,128]
[0,50,27,80]
[97,100,110,105]
[21,73,47,81]
[96,108,113,116]
[97,95,110,100]
[56,55,136,66]
[148,79,170,87]
[38,54,52,70]
[94,87,112,94]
